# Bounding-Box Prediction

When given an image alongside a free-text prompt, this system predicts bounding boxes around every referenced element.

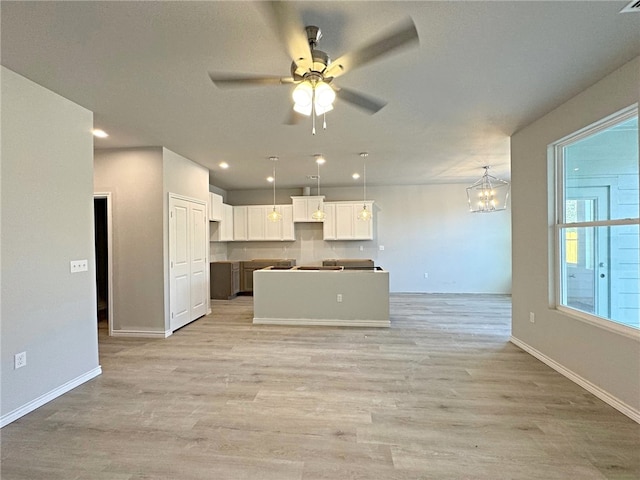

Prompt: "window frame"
[551,104,639,339]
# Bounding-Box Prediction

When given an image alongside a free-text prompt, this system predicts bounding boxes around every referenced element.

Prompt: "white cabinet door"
[231,204,295,241]
[335,203,353,239]
[280,205,295,240]
[291,196,324,222]
[247,206,266,240]
[264,206,282,240]
[221,203,234,241]
[233,206,247,240]
[323,201,374,240]
[323,203,336,240]
[353,201,374,239]
[209,192,223,221]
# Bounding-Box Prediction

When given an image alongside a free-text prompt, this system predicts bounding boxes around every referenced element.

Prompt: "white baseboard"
[110,329,171,338]
[0,366,102,428]
[510,336,640,424]
[253,317,390,328]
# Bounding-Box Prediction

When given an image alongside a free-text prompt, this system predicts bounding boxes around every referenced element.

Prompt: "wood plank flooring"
[2,294,639,479]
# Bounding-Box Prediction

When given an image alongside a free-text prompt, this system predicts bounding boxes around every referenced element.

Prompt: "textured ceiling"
[1,1,638,190]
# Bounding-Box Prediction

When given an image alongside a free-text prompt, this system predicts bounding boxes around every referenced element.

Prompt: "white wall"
[224,183,512,294]
[511,57,640,419]
[1,67,101,425]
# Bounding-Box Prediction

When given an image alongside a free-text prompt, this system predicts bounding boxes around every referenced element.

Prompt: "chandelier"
[466,166,510,213]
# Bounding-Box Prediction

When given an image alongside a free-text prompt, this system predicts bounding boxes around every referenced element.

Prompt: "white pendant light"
[466,166,510,213]
[267,156,282,222]
[357,152,372,221]
[311,155,326,220]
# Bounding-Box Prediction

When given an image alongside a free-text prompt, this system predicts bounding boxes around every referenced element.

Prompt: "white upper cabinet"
[233,205,295,241]
[208,192,223,221]
[211,203,234,242]
[233,206,248,241]
[291,196,325,222]
[323,201,374,240]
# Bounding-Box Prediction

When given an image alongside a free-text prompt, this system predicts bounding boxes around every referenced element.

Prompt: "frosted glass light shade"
[314,81,335,115]
[292,82,313,116]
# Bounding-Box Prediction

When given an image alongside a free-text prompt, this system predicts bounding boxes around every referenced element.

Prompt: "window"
[553,105,639,331]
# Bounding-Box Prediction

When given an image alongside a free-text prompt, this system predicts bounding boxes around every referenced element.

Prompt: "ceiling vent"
[620,0,640,13]
[306,175,319,180]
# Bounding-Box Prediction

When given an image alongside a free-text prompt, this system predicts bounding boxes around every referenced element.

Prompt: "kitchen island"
[253,266,389,327]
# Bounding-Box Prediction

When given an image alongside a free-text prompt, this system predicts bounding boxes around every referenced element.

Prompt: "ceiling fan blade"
[335,87,387,114]
[208,72,295,88]
[324,18,419,79]
[265,1,313,71]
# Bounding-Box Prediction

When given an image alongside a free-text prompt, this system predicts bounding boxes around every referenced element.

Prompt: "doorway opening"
[94,193,114,335]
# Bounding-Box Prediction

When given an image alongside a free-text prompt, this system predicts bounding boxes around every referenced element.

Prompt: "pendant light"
[466,166,510,213]
[357,152,372,221]
[267,156,282,222]
[311,155,326,220]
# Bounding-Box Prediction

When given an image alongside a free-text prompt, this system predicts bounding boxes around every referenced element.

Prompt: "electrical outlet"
[424,273,429,279]
[70,259,88,273]
[15,351,26,369]
[359,245,364,252]
[337,294,343,303]
[529,312,535,323]
[379,245,385,251]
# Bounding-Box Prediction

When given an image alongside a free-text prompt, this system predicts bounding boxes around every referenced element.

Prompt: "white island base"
[253,267,390,327]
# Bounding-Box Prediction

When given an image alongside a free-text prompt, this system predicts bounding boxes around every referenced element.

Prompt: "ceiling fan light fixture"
[292,81,313,116]
[314,81,336,112]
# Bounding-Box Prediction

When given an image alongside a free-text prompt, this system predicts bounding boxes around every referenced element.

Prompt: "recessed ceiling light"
[92,129,108,138]
[267,176,274,183]
[219,162,229,169]
[352,173,360,180]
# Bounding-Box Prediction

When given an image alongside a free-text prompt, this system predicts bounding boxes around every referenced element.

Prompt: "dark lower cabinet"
[240,259,296,294]
[210,261,240,300]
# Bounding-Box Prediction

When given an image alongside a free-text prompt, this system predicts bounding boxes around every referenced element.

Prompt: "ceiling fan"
[208,1,419,129]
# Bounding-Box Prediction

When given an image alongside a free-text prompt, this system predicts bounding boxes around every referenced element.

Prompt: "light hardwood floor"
[2,294,638,479]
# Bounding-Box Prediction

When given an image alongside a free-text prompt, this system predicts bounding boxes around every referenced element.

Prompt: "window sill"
[556,305,640,341]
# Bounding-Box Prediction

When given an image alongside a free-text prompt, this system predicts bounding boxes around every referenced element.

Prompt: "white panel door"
[170,195,208,332]
[170,199,191,331]
[190,202,208,319]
